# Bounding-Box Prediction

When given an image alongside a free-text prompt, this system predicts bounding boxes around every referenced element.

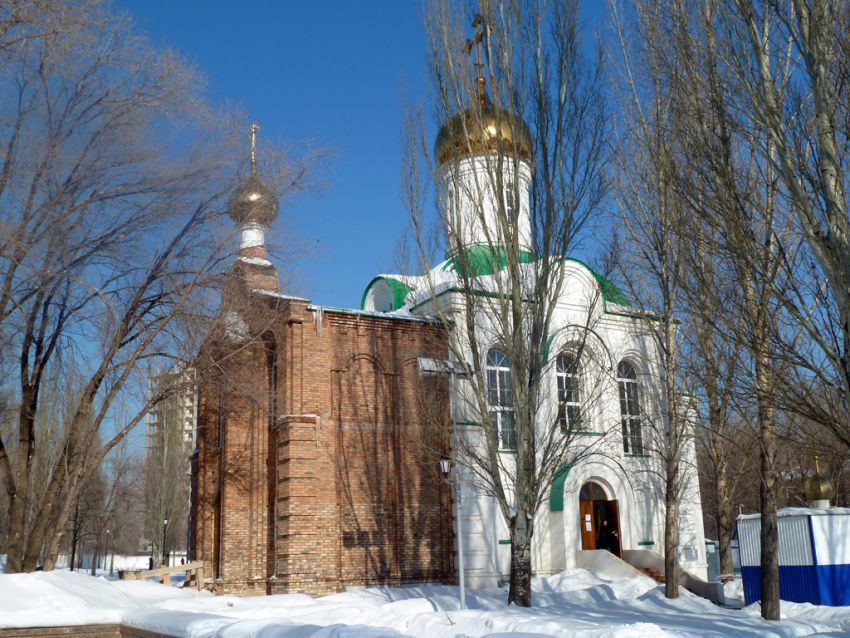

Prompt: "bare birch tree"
[684,246,745,580]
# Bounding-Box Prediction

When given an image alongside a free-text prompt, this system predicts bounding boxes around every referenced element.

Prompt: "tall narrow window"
[617,361,643,454]
[486,348,515,450]
[556,354,582,431]
[504,182,515,224]
[447,188,456,230]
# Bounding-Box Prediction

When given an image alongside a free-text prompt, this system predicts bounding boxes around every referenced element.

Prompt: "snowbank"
[723,578,744,606]
[1,567,848,637]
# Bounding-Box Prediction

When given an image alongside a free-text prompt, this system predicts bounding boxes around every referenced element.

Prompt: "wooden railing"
[119,561,204,589]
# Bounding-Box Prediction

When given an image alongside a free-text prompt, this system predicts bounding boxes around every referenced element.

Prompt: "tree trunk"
[664,461,680,598]
[507,512,532,607]
[5,492,24,573]
[90,540,99,576]
[759,399,780,620]
[714,461,735,577]
[5,384,38,573]
[69,503,79,572]
[22,462,71,571]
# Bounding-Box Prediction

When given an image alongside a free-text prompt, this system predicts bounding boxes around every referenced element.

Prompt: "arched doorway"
[578,481,622,557]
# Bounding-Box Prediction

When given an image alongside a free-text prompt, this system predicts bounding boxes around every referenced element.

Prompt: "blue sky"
[118,1,609,309]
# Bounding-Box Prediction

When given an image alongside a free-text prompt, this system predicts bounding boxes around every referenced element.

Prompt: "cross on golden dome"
[465,14,487,105]
[434,15,532,166]
[250,122,260,173]
[228,122,278,227]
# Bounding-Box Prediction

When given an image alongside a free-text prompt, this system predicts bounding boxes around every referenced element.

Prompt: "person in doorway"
[596,519,619,554]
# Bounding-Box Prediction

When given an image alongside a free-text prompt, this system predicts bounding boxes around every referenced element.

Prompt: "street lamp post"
[162,518,169,567]
[417,356,466,610]
[440,455,466,609]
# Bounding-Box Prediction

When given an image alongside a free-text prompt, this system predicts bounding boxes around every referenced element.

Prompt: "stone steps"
[639,566,665,583]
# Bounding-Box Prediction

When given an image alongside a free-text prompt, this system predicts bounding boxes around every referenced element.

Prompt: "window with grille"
[617,361,643,454]
[486,348,516,450]
[556,354,582,431]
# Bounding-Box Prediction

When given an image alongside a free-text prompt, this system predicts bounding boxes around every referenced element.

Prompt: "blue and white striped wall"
[738,507,850,606]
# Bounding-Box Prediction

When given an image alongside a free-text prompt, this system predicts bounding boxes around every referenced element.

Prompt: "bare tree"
[0,1,310,573]
[611,0,697,596]
[405,0,609,606]
[685,266,745,579]
[726,1,850,440]
[654,0,792,619]
[612,0,824,619]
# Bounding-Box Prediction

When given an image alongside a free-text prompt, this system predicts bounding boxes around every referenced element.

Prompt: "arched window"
[556,354,582,431]
[579,481,608,500]
[617,361,643,454]
[486,348,515,450]
[447,187,456,229]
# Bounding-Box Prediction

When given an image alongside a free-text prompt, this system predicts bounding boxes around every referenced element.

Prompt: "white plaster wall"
[438,156,533,252]
[432,268,708,583]
[415,151,708,583]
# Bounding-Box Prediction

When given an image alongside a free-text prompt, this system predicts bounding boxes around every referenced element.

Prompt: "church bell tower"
[227,123,280,294]
[434,16,534,255]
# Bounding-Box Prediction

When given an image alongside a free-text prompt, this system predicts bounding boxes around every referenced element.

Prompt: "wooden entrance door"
[578,482,622,557]
[579,499,595,549]
[606,499,622,557]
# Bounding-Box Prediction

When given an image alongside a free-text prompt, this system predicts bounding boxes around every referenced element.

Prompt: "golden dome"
[805,462,835,502]
[228,173,278,227]
[435,101,533,166]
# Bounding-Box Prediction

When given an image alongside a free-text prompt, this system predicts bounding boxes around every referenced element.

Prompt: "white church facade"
[360,83,708,588]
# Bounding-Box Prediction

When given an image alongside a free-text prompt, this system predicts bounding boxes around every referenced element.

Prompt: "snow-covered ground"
[1,567,849,637]
[722,578,745,607]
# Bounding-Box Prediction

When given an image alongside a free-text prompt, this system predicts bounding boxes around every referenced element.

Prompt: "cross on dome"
[228,122,278,228]
[465,14,487,106]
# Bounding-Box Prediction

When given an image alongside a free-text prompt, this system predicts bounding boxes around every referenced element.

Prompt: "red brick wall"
[192,297,453,595]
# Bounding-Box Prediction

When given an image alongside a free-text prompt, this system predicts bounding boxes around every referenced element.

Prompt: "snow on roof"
[738,506,850,520]
[238,256,273,267]
[361,249,634,316]
[252,289,311,302]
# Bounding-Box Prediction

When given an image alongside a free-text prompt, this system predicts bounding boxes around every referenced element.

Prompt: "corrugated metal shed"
[737,507,850,606]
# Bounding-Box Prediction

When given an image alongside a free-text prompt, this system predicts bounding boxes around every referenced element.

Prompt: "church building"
[191,71,707,595]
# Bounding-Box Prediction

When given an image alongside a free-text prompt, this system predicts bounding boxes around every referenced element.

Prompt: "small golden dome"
[805,460,835,502]
[228,173,278,227]
[435,101,533,166]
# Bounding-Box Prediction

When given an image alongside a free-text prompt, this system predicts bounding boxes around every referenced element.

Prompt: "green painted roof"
[441,250,631,306]
[564,258,632,307]
[441,245,536,278]
[359,250,632,313]
[360,276,414,311]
